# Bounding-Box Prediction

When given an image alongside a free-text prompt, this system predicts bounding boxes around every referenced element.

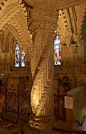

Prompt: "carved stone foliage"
[28,7,59,33]
[29,33,55,131]
[29,19,57,33]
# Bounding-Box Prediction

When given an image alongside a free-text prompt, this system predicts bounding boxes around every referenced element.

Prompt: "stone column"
[23,6,58,133]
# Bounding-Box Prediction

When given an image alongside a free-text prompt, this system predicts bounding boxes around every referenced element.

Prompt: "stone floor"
[0,112,72,134]
[0,112,63,134]
[0,120,18,134]
[0,120,63,134]
[0,111,28,134]
[23,123,62,134]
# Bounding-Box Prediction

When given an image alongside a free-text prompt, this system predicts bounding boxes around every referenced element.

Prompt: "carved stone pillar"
[23,6,58,133]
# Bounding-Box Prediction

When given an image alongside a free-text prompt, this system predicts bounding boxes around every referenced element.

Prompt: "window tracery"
[15,43,19,67]
[21,49,26,67]
[54,35,61,65]
[15,43,26,67]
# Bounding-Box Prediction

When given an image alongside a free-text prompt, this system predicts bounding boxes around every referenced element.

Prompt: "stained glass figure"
[15,43,19,67]
[21,49,26,67]
[54,35,61,65]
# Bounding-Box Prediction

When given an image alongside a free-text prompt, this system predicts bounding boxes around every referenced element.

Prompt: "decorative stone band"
[31,39,53,113]
[29,19,57,33]
[28,7,58,33]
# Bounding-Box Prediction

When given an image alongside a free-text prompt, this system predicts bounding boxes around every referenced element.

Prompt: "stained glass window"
[21,49,26,67]
[54,35,61,65]
[15,43,19,67]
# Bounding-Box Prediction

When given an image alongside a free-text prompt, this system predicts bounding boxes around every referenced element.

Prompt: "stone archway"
[0,0,32,123]
[0,0,31,56]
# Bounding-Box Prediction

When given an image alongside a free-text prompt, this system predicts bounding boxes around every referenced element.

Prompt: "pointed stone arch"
[0,0,32,56]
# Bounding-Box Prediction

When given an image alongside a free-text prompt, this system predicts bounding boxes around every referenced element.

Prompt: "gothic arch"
[0,0,32,57]
[5,24,21,45]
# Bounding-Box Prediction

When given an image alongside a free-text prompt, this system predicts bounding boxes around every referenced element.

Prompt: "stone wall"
[54,44,86,90]
[53,43,86,120]
[65,85,86,130]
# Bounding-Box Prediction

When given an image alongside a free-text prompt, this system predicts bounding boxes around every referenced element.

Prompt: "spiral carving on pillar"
[27,6,58,130]
[30,32,55,130]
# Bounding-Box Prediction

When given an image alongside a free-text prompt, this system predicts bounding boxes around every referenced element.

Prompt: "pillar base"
[23,123,58,134]
[23,114,56,134]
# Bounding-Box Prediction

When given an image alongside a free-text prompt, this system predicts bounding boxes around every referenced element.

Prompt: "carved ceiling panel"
[24,0,86,46]
[57,2,86,46]
[24,0,86,9]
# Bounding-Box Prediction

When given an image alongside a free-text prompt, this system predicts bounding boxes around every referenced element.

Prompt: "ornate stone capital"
[28,7,59,33]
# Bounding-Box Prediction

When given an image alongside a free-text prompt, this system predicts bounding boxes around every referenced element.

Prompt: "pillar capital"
[28,7,58,33]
